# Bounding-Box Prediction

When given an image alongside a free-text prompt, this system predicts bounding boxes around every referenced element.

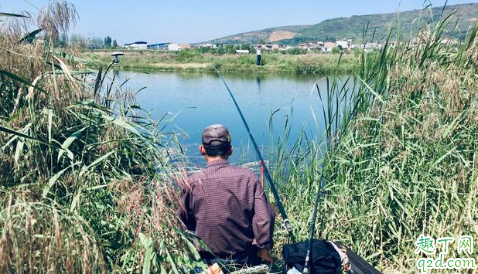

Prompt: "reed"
[0,2,201,273]
[267,11,478,273]
[1,2,477,273]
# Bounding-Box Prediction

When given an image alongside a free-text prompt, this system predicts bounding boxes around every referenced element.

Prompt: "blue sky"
[2,0,477,44]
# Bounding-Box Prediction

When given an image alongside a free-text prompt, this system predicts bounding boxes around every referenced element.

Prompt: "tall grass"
[0,2,201,273]
[2,2,478,274]
[85,50,359,75]
[267,12,478,273]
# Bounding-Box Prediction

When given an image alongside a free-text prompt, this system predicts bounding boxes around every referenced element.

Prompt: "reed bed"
[0,1,201,273]
[268,14,478,273]
[1,2,477,274]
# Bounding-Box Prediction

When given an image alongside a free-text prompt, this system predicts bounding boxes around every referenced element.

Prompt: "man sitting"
[178,124,276,267]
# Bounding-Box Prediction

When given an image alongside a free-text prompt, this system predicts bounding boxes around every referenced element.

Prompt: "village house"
[147,43,170,50]
[261,44,280,50]
[298,43,308,50]
[364,42,384,52]
[194,43,217,49]
[336,39,352,50]
[168,43,192,51]
[235,49,249,54]
[350,44,365,49]
[298,42,322,50]
[323,42,336,52]
[279,45,295,51]
[124,41,147,50]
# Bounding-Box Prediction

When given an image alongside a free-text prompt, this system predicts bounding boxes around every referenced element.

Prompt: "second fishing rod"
[214,67,292,236]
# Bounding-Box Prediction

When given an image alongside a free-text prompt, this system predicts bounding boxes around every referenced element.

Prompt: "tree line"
[55,34,119,49]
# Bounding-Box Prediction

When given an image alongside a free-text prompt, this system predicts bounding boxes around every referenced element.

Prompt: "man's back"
[179,159,275,259]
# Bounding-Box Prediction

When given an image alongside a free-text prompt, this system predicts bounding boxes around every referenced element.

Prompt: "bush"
[175,49,203,62]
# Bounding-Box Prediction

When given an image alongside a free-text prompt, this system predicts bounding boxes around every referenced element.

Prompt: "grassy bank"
[83,50,359,74]
[1,1,478,274]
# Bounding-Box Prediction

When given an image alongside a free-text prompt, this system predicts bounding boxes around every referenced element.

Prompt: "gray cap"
[202,124,231,149]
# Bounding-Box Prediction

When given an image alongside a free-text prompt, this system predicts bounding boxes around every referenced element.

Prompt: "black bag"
[283,239,342,274]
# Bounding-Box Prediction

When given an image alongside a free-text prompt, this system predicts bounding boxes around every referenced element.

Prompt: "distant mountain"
[207,3,478,45]
[208,25,311,45]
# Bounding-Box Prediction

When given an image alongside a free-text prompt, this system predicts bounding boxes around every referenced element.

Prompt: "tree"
[331,47,341,54]
[240,44,251,50]
[104,36,112,48]
[112,39,118,48]
[54,33,68,48]
[224,45,235,54]
[87,37,103,49]
[70,34,87,48]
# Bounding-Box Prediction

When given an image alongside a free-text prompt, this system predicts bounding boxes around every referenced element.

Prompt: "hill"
[207,3,478,45]
[208,25,310,45]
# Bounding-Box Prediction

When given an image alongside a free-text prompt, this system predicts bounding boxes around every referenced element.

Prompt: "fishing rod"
[302,156,329,274]
[213,67,292,235]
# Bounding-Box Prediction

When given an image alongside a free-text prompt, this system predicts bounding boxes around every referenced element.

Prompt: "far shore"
[82,49,360,74]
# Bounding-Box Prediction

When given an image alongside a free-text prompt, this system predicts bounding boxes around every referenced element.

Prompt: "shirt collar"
[206,159,230,168]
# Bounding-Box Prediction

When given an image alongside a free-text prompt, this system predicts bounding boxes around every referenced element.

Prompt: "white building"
[336,39,351,50]
[323,42,336,52]
[168,43,192,51]
[124,41,147,50]
[168,43,180,51]
[350,44,365,49]
[195,43,217,48]
[147,43,170,50]
[364,42,384,52]
[235,50,250,54]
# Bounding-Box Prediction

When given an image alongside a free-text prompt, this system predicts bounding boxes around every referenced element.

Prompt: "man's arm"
[252,175,276,252]
[177,188,196,231]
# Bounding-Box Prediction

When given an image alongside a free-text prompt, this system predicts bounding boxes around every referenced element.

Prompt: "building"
[364,42,384,52]
[195,43,217,49]
[298,42,322,51]
[279,45,295,51]
[147,43,170,50]
[336,39,352,50]
[235,50,249,54]
[323,42,336,52]
[168,43,192,51]
[124,41,147,50]
[350,44,365,49]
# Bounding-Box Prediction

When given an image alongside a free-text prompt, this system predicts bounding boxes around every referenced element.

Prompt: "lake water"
[116,71,341,165]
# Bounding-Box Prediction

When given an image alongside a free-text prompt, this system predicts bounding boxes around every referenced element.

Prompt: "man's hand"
[257,248,274,264]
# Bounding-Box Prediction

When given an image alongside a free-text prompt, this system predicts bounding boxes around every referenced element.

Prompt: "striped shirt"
[178,159,275,258]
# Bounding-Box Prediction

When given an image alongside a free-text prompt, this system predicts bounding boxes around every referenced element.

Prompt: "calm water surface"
[116,71,343,164]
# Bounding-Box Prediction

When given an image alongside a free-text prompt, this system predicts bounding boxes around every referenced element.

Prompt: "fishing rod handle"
[302,250,311,274]
[282,219,292,232]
